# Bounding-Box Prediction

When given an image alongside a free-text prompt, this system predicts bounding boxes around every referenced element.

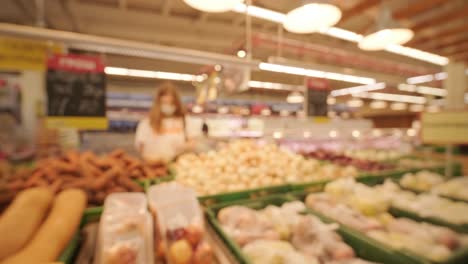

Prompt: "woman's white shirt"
[135,118,185,162]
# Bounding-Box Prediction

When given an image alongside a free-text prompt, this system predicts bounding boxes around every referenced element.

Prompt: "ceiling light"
[248,80,301,91]
[409,104,424,112]
[304,131,311,138]
[261,108,272,116]
[354,92,426,104]
[273,131,283,139]
[407,74,434,84]
[347,99,364,108]
[319,27,363,42]
[385,44,448,65]
[331,82,385,96]
[370,100,387,109]
[352,130,361,138]
[329,130,338,138]
[359,5,413,51]
[407,128,416,137]
[390,102,407,111]
[217,106,229,114]
[237,49,246,58]
[286,91,304,104]
[259,62,376,85]
[105,66,202,81]
[192,105,203,113]
[327,97,336,105]
[184,0,244,12]
[360,29,413,51]
[283,2,341,34]
[398,83,447,97]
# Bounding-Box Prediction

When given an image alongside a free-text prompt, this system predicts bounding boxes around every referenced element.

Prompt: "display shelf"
[301,204,468,264]
[198,184,291,207]
[389,206,468,234]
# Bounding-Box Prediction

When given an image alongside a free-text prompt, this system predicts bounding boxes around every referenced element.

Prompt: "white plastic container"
[95,192,154,264]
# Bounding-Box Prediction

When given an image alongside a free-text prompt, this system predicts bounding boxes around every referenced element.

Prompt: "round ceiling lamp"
[287,91,305,103]
[358,4,413,51]
[359,28,413,51]
[183,0,244,13]
[283,1,342,34]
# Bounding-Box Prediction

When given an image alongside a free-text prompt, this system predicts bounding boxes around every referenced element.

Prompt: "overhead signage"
[422,111,468,144]
[46,54,107,130]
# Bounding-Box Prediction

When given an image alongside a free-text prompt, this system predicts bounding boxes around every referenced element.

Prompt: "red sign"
[47,54,105,73]
[306,78,329,91]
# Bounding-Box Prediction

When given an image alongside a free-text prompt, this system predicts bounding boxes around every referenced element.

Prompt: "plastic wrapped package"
[433,176,468,201]
[95,193,154,264]
[399,171,444,191]
[242,240,318,264]
[147,182,213,264]
[217,206,280,246]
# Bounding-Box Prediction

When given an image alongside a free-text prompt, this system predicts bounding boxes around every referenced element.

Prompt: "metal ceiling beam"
[408,24,468,46]
[440,43,468,56]
[410,4,468,31]
[393,0,447,19]
[0,23,260,68]
[337,0,381,25]
[427,36,468,51]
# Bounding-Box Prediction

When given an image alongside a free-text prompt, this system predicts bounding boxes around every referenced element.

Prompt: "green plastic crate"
[206,194,396,264]
[296,196,468,264]
[389,207,468,234]
[198,184,291,207]
[58,207,103,264]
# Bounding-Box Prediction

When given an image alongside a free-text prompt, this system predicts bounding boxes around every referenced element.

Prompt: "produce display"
[376,180,468,225]
[148,183,214,264]
[217,201,377,264]
[301,149,395,171]
[5,149,169,205]
[433,177,468,201]
[305,180,468,262]
[95,193,153,264]
[1,188,86,264]
[343,149,405,162]
[175,140,358,195]
[399,170,445,192]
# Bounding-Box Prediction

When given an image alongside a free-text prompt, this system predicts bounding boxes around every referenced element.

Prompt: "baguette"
[1,189,87,264]
[0,188,54,260]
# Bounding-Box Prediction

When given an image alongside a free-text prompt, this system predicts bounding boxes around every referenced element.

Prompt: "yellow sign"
[0,37,63,71]
[422,111,468,144]
[46,117,108,130]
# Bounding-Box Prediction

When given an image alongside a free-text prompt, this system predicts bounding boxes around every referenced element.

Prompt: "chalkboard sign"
[305,78,329,117]
[47,54,106,117]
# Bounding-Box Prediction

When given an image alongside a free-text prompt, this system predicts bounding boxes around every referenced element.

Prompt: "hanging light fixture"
[184,0,244,13]
[359,3,413,51]
[286,91,305,103]
[283,0,341,34]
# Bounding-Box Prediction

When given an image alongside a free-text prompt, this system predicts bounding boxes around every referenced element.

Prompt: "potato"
[0,187,54,260]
